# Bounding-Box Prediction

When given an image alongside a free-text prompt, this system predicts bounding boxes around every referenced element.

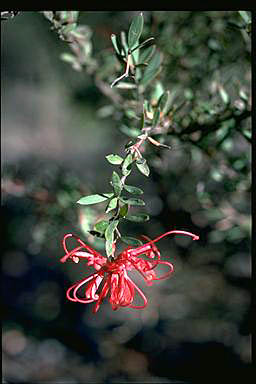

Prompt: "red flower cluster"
[60,230,199,313]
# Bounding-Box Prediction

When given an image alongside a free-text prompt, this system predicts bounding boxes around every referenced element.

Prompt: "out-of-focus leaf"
[120,197,145,206]
[124,185,144,195]
[219,86,230,104]
[121,236,143,245]
[106,154,123,165]
[125,213,149,222]
[239,89,248,101]
[184,88,194,100]
[77,194,112,205]
[139,45,156,64]
[120,125,140,138]
[152,107,161,128]
[158,90,170,113]
[238,11,251,24]
[141,51,162,87]
[128,12,144,50]
[112,171,122,195]
[116,82,137,89]
[43,11,54,21]
[60,53,77,63]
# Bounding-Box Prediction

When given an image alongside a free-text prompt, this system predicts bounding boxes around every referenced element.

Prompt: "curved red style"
[60,230,199,313]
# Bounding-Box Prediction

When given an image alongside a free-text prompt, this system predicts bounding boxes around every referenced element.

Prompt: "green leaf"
[120,31,128,56]
[77,194,112,205]
[94,220,109,234]
[128,12,144,50]
[120,197,145,206]
[219,86,230,105]
[112,171,122,195]
[122,153,133,176]
[106,154,124,165]
[105,220,119,242]
[158,91,170,113]
[105,239,114,258]
[139,45,156,64]
[61,53,77,64]
[120,125,140,138]
[106,197,118,213]
[136,158,150,177]
[141,51,162,87]
[116,82,137,89]
[121,236,143,246]
[238,11,251,24]
[131,37,155,53]
[124,185,144,195]
[152,107,161,128]
[119,203,129,218]
[111,34,120,55]
[125,213,150,222]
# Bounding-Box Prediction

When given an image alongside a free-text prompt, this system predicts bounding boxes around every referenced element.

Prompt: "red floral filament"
[60,230,199,313]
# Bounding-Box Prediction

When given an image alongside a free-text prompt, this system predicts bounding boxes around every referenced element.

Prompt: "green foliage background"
[2,11,251,383]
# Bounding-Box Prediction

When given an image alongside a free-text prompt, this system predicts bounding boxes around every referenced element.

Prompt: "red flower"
[60,230,199,313]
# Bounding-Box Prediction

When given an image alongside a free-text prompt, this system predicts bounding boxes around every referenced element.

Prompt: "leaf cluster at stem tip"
[76,12,174,257]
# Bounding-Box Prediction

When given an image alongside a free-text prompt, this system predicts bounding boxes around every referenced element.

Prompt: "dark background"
[2,11,252,383]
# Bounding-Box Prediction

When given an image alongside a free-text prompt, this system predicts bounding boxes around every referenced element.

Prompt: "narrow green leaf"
[77,194,111,205]
[111,34,120,55]
[106,154,124,165]
[122,153,133,176]
[136,158,150,177]
[120,197,145,206]
[158,91,170,113]
[128,13,144,50]
[152,107,161,128]
[121,236,143,246]
[141,51,162,87]
[106,197,118,213]
[124,185,144,195]
[125,213,150,222]
[94,220,109,234]
[112,171,122,195]
[105,220,119,242]
[119,203,129,218]
[120,31,128,56]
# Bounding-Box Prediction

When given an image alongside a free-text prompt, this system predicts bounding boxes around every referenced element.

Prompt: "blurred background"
[1,11,251,383]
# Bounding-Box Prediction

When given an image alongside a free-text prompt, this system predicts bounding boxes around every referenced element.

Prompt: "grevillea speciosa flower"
[60,230,199,313]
